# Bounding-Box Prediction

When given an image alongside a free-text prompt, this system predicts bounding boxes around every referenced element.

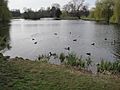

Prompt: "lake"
[1,19,120,65]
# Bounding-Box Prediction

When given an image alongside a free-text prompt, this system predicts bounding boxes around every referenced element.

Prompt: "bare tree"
[63,0,85,19]
[72,0,85,11]
[52,3,60,9]
[63,4,71,12]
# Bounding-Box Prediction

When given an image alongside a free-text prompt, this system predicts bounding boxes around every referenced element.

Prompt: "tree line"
[89,0,120,24]
[11,4,63,20]
[22,4,62,20]
[1,0,120,24]
[0,0,89,21]
[10,0,89,20]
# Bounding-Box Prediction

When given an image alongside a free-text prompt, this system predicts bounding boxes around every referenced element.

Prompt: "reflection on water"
[111,25,120,56]
[1,19,120,64]
[0,22,11,51]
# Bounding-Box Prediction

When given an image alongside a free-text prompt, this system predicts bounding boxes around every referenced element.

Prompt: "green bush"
[97,60,120,73]
[86,58,92,68]
[66,53,78,66]
[76,58,86,69]
[59,53,65,63]
[65,53,92,70]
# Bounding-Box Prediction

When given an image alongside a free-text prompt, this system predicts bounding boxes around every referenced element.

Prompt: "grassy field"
[0,58,120,90]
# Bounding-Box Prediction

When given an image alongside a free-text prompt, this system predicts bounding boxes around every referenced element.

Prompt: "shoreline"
[0,53,120,75]
[11,17,120,25]
[0,54,120,90]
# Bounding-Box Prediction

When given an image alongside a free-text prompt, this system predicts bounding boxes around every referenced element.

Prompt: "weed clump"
[97,60,120,74]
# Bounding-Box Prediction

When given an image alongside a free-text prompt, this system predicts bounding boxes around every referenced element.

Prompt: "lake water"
[1,19,120,65]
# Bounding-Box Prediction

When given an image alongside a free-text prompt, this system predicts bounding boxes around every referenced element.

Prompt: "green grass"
[65,53,92,70]
[0,58,120,90]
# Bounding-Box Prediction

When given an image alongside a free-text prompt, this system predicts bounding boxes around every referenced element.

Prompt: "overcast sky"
[8,0,96,11]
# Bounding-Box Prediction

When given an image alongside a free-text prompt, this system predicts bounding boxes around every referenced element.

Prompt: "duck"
[49,52,57,57]
[91,43,95,46]
[32,38,35,40]
[54,33,58,35]
[105,38,107,40]
[65,47,70,51]
[34,42,37,44]
[73,39,77,42]
[86,53,91,56]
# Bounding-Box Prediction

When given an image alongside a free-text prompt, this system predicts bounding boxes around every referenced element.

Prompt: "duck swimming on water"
[65,47,70,51]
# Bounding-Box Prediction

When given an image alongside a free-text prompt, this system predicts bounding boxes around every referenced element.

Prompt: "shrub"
[97,60,120,74]
[76,58,86,69]
[86,58,92,68]
[66,52,78,66]
[59,53,65,63]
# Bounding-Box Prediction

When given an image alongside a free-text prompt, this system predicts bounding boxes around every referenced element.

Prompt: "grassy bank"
[0,56,120,90]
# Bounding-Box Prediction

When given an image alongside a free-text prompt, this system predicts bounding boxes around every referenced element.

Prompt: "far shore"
[11,16,120,25]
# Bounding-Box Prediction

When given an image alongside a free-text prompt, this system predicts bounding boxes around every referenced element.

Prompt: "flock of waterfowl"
[31,31,119,58]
